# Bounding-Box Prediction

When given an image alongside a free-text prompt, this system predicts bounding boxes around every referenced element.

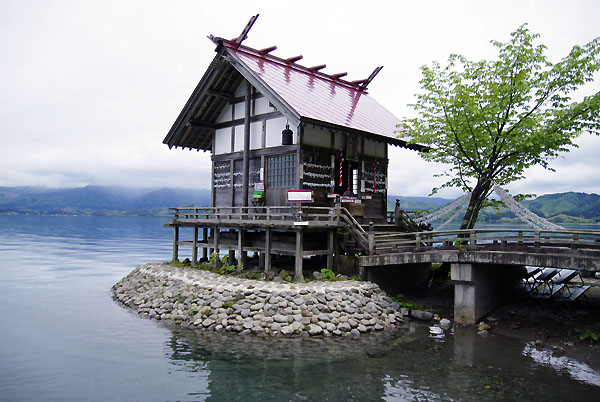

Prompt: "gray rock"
[337,322,351,332]
[308,324,323,336]
[411,310,434,321]
[210,300,223,308]
[273,314,288,323]
[317,313,331,322]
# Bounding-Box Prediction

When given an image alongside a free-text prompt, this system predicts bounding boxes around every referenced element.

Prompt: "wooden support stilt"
[192,225,198,266]
[327,229,334,271]
[264,228,271,273]
[213,226,220,257]
[295,230,304,282]
[237,228,245,267]
[202,228,208,260]
[172,225,179,263]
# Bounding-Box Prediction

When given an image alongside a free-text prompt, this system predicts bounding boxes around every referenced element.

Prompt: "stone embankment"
[112,263,404,337]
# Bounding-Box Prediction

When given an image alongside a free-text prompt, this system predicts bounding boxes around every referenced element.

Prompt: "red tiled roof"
[220,40,403,141]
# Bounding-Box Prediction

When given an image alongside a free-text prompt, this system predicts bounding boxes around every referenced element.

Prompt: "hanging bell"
[281,124,293,145]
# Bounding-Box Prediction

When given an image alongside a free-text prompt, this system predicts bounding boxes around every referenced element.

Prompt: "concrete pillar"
[452,263,523,325]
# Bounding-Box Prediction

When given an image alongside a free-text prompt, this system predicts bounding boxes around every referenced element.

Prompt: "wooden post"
[469,231,476,250]
[327,229,335,271]
[242,82,251,207]
[264,228,271,273]
[534,230,541,249]
[415,234,421,251]
[295,229,304,282]
[172,224,179,263]
[213,226,220,258]
[192,225,198,266]
[572,233,579,250]
[202,228,208,260]
[368,221,375,255]
[237,228,245,268]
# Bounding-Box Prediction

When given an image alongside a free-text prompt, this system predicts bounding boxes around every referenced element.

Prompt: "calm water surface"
[0,215,598,401]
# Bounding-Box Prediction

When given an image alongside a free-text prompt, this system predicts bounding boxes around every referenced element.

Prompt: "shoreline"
[407,281,600,370]
[112,263,408,337]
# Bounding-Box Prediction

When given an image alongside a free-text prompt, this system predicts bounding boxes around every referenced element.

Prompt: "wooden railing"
[373,228,600,256]
[169,205,371,253]
[170,206,338,223]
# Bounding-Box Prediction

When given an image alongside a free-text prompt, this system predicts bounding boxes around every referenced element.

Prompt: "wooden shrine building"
[163,15,423,280]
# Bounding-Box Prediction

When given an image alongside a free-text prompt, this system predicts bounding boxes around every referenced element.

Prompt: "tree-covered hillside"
[0,186,211,215]
[1,187,598,223]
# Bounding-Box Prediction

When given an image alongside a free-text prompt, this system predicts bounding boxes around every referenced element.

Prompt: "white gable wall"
[213,81,297,154]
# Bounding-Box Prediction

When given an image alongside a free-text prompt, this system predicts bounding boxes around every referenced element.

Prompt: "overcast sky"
[1,0,599,198]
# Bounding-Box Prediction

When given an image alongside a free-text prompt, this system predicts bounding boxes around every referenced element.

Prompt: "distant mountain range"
[390,192,600,224]
[0,186,211,216]
[0,186,598,223]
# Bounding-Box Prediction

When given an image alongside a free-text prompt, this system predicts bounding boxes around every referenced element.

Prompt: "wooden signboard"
[287,189,313,203]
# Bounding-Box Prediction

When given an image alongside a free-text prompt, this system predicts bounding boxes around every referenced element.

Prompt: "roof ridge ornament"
[232,14,259,46]
[351,66,383,91]
[209,15,383,91]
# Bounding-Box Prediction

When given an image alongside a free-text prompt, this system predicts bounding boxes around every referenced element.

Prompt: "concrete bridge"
[359,228,600,324]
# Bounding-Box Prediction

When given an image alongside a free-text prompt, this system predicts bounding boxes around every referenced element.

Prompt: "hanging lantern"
[281,124,293,145]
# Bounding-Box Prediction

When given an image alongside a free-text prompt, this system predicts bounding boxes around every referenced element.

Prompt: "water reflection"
[1,215,598,402]
[163,323,599,402]
[164,325,421,401]
[523,344,600,387]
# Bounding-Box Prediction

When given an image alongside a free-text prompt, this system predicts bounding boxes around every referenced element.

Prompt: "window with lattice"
[267,154,296,188]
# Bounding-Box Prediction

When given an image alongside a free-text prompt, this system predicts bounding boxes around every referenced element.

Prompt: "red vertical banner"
[347,164,351,193]
[339,149,343,187]
[373,161,377,192]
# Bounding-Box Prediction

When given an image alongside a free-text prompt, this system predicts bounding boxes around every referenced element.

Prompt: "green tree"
[399,24,600,229]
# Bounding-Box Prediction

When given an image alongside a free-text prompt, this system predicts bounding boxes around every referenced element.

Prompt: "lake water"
[0,215,598,401]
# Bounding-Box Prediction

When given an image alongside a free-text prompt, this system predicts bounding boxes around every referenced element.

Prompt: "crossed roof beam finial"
[222,14,382,91]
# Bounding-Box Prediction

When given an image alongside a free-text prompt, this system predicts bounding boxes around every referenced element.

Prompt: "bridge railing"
[373,228,600,255]
[169,206,339,224]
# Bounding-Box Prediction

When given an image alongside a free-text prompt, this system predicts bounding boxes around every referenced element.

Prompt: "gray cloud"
[1,0,599,197]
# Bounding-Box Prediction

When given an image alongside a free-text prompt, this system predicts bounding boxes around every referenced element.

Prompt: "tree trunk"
[460,179,492,230]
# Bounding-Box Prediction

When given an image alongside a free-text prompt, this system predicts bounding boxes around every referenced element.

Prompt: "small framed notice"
[254,182,265,191]
[287,189,313,203]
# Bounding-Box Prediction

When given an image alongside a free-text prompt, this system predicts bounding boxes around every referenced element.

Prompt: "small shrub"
[389,293,423,311]
[575,329,599,344]
[279,270,292,282]
[350,275,362,281]
[209,252,219,269]
[320,268,335,281]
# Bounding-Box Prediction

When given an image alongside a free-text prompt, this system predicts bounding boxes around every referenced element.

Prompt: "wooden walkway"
[167,207,600,274]
[360,228,600,272]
